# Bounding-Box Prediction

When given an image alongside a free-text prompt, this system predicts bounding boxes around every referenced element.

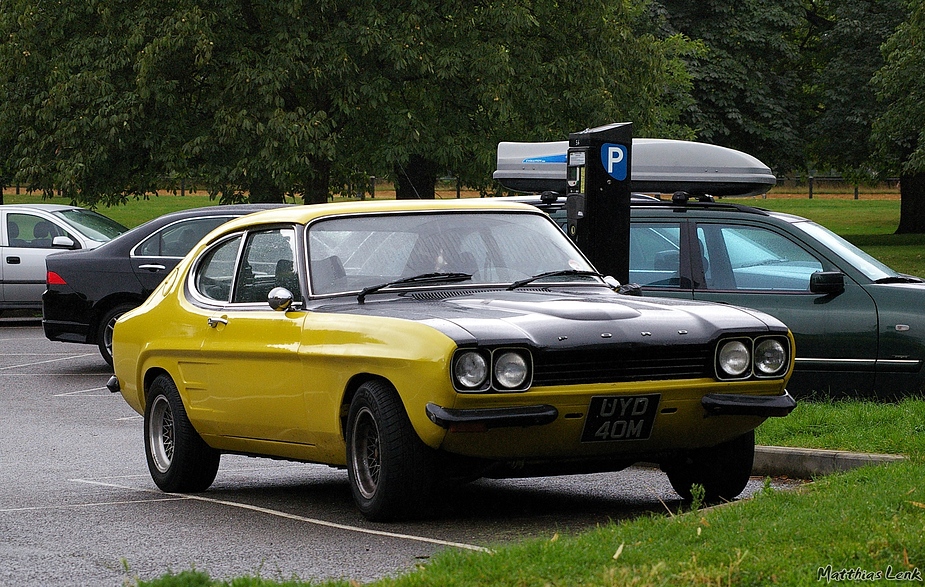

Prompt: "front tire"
[144,374,220,492]
[346,380,436,521]
[98,302,135,367]
[663,430,755,502]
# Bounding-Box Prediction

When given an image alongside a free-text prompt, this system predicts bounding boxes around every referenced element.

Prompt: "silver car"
[1,204,127,312]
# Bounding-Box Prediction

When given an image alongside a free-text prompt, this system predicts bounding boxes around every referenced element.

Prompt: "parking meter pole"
[565,122,633,284]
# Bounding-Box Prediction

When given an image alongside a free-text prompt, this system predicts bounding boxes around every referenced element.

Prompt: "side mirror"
[810,271,845,295]
[268,287,294,311]
[52,236,77,249]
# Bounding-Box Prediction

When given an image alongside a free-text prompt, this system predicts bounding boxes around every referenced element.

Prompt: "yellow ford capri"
[107,199,795,521]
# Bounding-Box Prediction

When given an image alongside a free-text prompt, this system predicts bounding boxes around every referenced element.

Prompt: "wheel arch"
[340,373,392,441]
[91,294,145,341]
[141,367,172,408]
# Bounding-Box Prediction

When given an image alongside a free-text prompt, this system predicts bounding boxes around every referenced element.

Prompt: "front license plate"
[580,394,660,442]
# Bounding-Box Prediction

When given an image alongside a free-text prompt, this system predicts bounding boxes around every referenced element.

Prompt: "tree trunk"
[302,158,331,205]
[247,178,285,203]
[896,171,925,234]
[394,155,438,199]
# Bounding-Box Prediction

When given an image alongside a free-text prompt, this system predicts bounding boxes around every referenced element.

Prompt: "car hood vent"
[408,288,550,301]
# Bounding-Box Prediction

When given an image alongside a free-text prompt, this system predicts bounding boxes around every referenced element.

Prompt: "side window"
[136,217,231,257]
[7,213,70,248]
[232,228,300,304]
[195,236,242,302]
[629,222,682,287]
[697,224,823,291]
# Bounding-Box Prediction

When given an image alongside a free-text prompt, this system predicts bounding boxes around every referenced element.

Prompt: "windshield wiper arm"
[507,270,603,291]
[874,274,924,284]
[357,272,472,304]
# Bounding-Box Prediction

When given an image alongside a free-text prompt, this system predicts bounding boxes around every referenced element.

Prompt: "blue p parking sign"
[601,143,627,181]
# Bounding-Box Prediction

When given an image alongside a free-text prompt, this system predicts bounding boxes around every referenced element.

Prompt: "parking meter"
[565,122,633,283]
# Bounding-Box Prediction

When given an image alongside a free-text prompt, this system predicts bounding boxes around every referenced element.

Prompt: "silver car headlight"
[754,337,788,377]
[453,350,489,391]
[493,350,529,390]
[717,339,751,379]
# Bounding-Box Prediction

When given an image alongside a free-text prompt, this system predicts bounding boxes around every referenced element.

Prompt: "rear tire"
[346,380,436,521]
[663,430,755,502]
[144,374,220,492]
[98,303,135,367]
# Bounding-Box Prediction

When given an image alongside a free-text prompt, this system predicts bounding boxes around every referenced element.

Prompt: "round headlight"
[755,338,787,376]
[718,340,750,378]
[454,351,489,390]
[494,351,528,389]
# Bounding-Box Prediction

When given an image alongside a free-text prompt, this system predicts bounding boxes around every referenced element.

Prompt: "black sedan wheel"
[98,302,135,367]
[144,374,220,492]
[663,430,755,502]
[346,380,435,521]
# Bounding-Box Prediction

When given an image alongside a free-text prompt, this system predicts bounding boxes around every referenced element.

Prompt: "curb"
[753,445,907,479]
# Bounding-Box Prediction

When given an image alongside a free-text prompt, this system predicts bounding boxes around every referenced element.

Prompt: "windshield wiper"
[507,269,603,291]
[874,274,924,284]
[357,272,472,304]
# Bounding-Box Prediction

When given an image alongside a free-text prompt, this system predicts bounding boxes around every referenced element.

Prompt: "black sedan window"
[136,217,231,258]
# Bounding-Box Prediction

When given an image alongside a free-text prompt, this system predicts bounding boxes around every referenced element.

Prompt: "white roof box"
[493,138,776,197]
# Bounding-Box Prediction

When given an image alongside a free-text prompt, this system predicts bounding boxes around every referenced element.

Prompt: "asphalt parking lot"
[0,317,801,586]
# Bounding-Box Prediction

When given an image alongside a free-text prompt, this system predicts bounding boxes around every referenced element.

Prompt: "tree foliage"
[0,0,694,205]
[807,0,905,183]
[648,0,810,174]
[872,0,925,233]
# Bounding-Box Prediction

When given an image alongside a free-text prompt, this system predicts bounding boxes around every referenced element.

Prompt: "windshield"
[307,211,595,296]
[794,220,898,281]
[54,209,128,241]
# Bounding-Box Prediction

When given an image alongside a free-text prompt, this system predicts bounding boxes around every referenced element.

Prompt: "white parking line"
[54,386,110,397]
[70,478,491,553]
[0,497,188,513]
[0,353,97,371]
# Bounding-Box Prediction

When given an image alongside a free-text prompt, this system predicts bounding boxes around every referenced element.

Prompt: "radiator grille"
[532,344,713,386]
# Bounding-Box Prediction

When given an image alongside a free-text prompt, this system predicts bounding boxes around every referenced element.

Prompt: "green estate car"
[520,194,925,400]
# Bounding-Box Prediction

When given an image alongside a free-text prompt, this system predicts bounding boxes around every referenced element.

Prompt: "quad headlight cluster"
[715,336,791,380]
[452,348,533,393]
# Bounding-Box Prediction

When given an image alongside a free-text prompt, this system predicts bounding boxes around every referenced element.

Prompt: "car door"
[1,211,75,306]
[688,220,879,395]
[131,216,236,294]
[187,227,313,446]
[628,220,694,299]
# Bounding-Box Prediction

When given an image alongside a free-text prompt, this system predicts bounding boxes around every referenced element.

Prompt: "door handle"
[6,256,20,264]
[138,264,166,272]
[207,316,228,328]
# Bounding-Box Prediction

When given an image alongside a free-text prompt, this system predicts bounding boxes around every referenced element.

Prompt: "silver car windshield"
[794,220,898,281]
[54,209,128,241]
[307,211,596,296]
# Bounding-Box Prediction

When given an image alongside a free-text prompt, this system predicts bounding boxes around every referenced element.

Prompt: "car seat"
[30,221,55,248]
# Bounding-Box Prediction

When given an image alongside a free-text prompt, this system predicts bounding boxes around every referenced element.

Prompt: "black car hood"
[309,288,786,349]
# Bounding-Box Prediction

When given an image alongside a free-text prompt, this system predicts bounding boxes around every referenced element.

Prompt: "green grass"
[135,457,925,587]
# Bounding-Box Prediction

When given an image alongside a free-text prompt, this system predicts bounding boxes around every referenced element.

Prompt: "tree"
[807,0,906,184]
[873,0,925,233]
[336,0,696,199]
[648,0,811,175]
[0,0,694,205]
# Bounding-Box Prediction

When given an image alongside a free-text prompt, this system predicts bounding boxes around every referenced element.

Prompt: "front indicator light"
[494,351,528,389]
[454,351,489,390]
[755,338,787,376]
[718,340,750,378]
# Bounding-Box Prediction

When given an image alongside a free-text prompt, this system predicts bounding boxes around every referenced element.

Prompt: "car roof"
[1,203,84,212]
[504,192,816,225]
[213,198,543,233]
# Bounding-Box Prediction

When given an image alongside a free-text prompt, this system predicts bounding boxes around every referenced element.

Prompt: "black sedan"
[43,204,284,365]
